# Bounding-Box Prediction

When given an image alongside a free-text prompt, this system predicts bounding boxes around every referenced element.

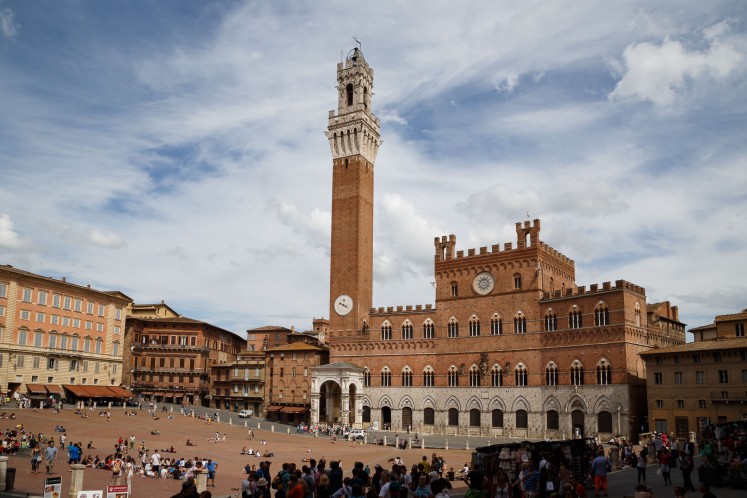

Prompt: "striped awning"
[26,383,47,395]
[45,384,65,395]
[63,384,92,397]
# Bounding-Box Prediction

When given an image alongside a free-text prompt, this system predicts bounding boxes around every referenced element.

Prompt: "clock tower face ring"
[334,294,353,316]
[472,272,496,295]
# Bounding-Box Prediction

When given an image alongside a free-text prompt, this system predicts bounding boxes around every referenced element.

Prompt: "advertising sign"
[107,484,130,498]
[43,476,62,498]
[77,492,103,498]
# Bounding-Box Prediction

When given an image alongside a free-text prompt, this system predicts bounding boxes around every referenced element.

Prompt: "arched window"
[346,83,353,106]
[423,366,435,387]
[423,407,435,425]
[545,362,558,386]
[423,319,435,339]
[513,273,522,289]
[596,360,612,385]
[448,408,459,426]
[447,317,459,338]
[469,365,481,387]
[469,409,481,427]
[635,303,642,327]
[450,282,458,297]
[547,410,559,430]
[60,333,69,350]
[49,332,58,348]
[70,334,79,351]
[545,311,557,331]
[570,362,585,385]
[491,314,503,335]
[469,316,481,337]
[595,303,610,326]
[402,321,413,340]
[363,369,371,387]
[569,307,583,329]
[448,365,459,387]
[492,409,504,428]
[380,367,391,387]
[83,336,91,352]
[514,312,526,334]
[516,409,528,429]
[95,338,103,354]
[401,367,412,387]
[491,365,503,387]
[515,364,528,387]
[381,322,392,340]
[598,411,613,433]
[362,406,371,423]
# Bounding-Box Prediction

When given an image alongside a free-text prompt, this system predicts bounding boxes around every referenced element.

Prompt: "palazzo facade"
[310,47,685,441]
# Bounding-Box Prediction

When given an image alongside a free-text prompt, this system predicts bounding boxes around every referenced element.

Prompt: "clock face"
[334,294,353,316]
[473,272,495,295]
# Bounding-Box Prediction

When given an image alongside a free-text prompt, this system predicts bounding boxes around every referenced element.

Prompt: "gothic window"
[569,308,583,329]
[570,362,585,385]
[363,369,371,387]
[598,411,613,433]
[492,409,504,427]
[423,366,435,387]
[595,303,610,326]
[513,273,522,289]
[401,367,412,387]
[448,365,459,387]
[596,360,612,385]
[491,365,503,387]
[381,322,392,341]
[402,321,413,340]
[450,282,458,297]
[469,409,480,427]
[514,312,526,334]
[515,364,528,387]
[490,314,503,335]
[423,407,435,425]
[545,362,558,386]
[635,303,641,327]
[447,318,459,338]
[380,367,391,387]
[545,311,557,331]
[469,316,480,337]
[423,319,435,339]
[346,83,353,106]
[547,410,560,430]
[448,408,459,426]
[469,365,480,387]
[516,409,528,429]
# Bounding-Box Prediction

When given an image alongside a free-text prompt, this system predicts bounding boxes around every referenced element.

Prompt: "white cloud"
[378,109,407,126]
[0,213,29,249]
[609,29,744,107]
[86,230,126,249]
[0,6,16,38]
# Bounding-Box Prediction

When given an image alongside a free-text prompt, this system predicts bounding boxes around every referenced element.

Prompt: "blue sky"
[1,1,745,337]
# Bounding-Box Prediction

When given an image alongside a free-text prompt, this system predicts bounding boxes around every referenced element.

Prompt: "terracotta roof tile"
[639,337,747,355]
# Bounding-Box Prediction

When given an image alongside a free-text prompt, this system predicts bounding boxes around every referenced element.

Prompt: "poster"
[78,492,103,498]
[107,484,130,498]
[43,476,62,498]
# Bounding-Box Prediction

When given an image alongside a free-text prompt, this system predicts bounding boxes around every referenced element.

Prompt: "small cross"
[353,36,362,51]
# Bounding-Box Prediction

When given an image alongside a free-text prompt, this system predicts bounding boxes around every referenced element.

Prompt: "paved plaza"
[0,404,743,498]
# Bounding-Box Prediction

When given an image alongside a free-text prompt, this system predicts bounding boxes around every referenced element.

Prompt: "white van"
[346,429,366,441]
[239,409,253,418]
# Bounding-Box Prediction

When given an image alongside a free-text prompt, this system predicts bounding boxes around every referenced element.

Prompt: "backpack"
[272,476,282,490]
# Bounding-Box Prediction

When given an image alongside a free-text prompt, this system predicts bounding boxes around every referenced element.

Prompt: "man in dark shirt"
[465,464,486,498]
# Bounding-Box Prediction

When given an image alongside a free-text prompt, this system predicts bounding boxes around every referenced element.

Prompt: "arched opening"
[448,408,459,426]
[423,407,435,425]
[571,409,585,437]
[598,411,613,433]
[381,406,392,430]
[348,382,357,423]
[319,380,342,424]
[402,406,413,430]
[547,410,559,430]
[492,409,504,428]
[346,83,354,106]
[469,409,481,427]
[516,409,528,429]
[362,406,371,423]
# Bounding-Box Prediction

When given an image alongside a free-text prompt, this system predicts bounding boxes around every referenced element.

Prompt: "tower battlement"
[542,279,646,300]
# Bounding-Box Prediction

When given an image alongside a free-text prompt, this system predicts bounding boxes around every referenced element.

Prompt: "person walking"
[44,441,58,474]
[207,459,217,487]
[31,446,42,474]
[680,452,695,491]
[659,447,672,485]
[590,449,610,497]
[637,449,648,484]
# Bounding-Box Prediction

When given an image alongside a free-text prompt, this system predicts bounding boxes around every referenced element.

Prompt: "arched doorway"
[362,406,371,424]
[382,406,392,430]
[319,380,342,424]
[402,407,413,430]
[572,410,585,437]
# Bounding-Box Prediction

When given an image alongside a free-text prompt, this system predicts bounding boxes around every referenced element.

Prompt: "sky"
[1,1,746,338]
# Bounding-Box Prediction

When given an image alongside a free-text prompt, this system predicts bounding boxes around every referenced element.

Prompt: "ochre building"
[310,47,685,441]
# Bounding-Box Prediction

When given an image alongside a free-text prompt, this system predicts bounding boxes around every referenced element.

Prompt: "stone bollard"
[258,423,261,430]
[315,431,318,438]
[408,438,412,449]
[229,418,233,425]
[108,402,112,409]
[69,463,86,498]
[0,455,8,491]
[287,428,290,435]
[195,468,207,493]
[216,415,220,423]
[271,425,275,433]
[170,406,174,412]
[421,439,425,450]
[364,435,367,444]
[465,441,469,450]
[383,436,387,446]
[244,421,248,428]
[445,440,449,450]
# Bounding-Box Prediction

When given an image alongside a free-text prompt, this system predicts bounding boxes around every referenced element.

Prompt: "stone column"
[69,463,86,498]
[195,469,207,493]
[341,395,350,427]
[0,455,8,491]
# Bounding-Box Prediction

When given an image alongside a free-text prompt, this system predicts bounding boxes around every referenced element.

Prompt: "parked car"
[346,429,367,441]
[238,409,253,418]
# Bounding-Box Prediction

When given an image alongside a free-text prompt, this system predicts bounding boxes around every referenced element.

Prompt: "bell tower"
[326,46,381,337]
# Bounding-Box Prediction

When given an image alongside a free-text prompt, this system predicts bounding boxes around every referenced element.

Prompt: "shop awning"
[173,394,183,399]
[280,406,308,414]
[154,392,166,397]
[265,405,283,412]
[85,386,116,397]
[139,391,153,396]
[25,383,47,394]
[26,394,50,401]
[106,386,132,398]
[63,385,92,397]
[45,384,65,395]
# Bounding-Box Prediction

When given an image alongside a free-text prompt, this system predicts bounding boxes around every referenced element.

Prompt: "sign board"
[78,492,103,498]
[373,421,379,431]
[43,476,62,498]
[107,484,130,498]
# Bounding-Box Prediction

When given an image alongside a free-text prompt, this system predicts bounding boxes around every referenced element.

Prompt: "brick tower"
[325,46,381,337]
